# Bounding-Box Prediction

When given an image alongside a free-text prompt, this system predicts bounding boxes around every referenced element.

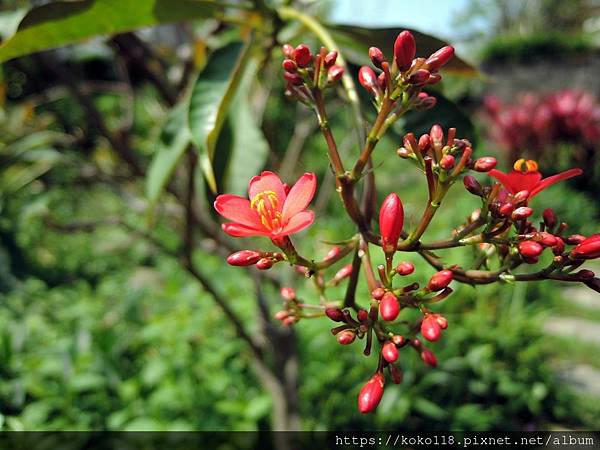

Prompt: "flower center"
[513,158,539,173]
[250,190,283,231]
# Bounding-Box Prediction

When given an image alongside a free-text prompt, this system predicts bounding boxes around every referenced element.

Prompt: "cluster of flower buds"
[274,287,300,326]
[397,124,497,189]
[281,44,344,104]
[358,30,454,110]
[484,90,600,162]
[226,250,285,270]
[325,305,369,346]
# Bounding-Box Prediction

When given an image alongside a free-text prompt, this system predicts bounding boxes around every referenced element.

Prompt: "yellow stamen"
[513,158,538,173]
[250,190,283,231]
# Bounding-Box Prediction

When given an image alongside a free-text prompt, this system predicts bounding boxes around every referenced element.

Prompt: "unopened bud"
[283,71,303,86]
[408,69,430,85]
[394,30,416,71]
[512,190,530,204]
[368,47,385,68]
[512,207,533,220]
[418,134,431,153]
[293,44,312,67]
[425,45,454,72]
[571,234,600,259]
[439,154,455,170]
[421,314,442,341]
[389,364,403,384]
[577,269,595,279]
[337,330,356,345]
[427,270,453,291]
[518,240,543,258]
[382,341,399,363]
[499,202,514,217]
[327,65,344,83]
[325,307,344,322]
[543,208,557,229]
[333,264,353,283]
[325,246,341,261]
[274,310,288,321]
[226,250,262,266]
[282,44,294,58]
[380,292,400,321]
[371,287,386,300]
[282,59,297,73]
[420,349,438,367]
[396,261,415,276]
[324,50,338,67]
[280,287,296,301]
[392,335,406,346]
[552,237,565,255]
[256,258,275,270]
[358,66,377,91]
[473,157,497,172]
[566,234,586,245]
[430,124,444,148]
[463,175,483,196]
[357,309,369,322]
[536,232,558,247]
[379,193,404,254]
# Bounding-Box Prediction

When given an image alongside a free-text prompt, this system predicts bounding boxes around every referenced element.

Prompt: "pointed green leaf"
[188,41,252,193]
[225,60,269,196]
[0,0,223,63]
[145,100,191,209]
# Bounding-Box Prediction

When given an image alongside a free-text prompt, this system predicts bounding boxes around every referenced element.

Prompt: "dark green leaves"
[188,41,252,193]
[0,0,222,63]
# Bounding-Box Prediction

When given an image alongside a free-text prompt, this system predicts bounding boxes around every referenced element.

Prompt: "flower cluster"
[213,30,598,415]
[483,90,600,163]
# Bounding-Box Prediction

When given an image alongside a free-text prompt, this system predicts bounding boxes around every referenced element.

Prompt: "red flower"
[488,159,582,200]
[214,171,316,239]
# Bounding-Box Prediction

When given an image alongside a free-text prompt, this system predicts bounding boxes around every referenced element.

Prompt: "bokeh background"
[1,0,600,439]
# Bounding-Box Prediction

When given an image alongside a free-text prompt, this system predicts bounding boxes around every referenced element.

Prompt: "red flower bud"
[430,124,444,148]
[420,349,438,367]
[463,175,483,196]
[427,270,453,291]
[499,202,514,217]
[473,157,497,172]
[425,45,454,71]
[377,72,386,90]
[357,309,369,322]
[382,341,399,363]
[518,240,543,258]
[358,66,377,91]
[552,237,565,255]
[293,44,312,67]
[577,269,595,279]
[379,193,404,254]
[537,232,558,247]
[333,264,353,282]
[371,287,386,300]
[283,71,303,86]
[282,44,294,58]
[324,50,338,67]
[325,246,341,261]
[358,373,385,414]
[512,206,533,220]
[226,250,262,266]
[512,190,530,204]
[389,364,403,384]
[408,69,430,85]
[337,330,356,345]
[256,258,274,270]
[380,292,400,321]
[280,287,296,301]
[274,310,288,321]
[427,73,442,85]
[368,47,385,68]
[435,314,448,329]
[327,65,344,83]
[571,234,600,259]
[543,208,557,229]
[392,335,405,346]
[421,314,442,341]
[439,154,455,170]
[418,134,431,152]
[415,93,437,110]
[282,59,297,73]
[393,30,416,72]
[566,234,586,245]
[325,307,344,322]
[395,261,415,276]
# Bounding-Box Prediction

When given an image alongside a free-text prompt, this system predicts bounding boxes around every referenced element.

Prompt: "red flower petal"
[488,169,518,193]
[221,222,267,237]
[275,210,315,237]
[282,173,316,220]
[248,171,286,205]
[529,168,583,198]
[214,194,261,228]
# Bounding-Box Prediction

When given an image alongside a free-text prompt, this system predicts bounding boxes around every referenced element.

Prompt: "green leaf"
[188,41,252,193]
[145,101,191,208]
[0,0,223,63]
[329,24,479,77]
[225,60,269,196]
